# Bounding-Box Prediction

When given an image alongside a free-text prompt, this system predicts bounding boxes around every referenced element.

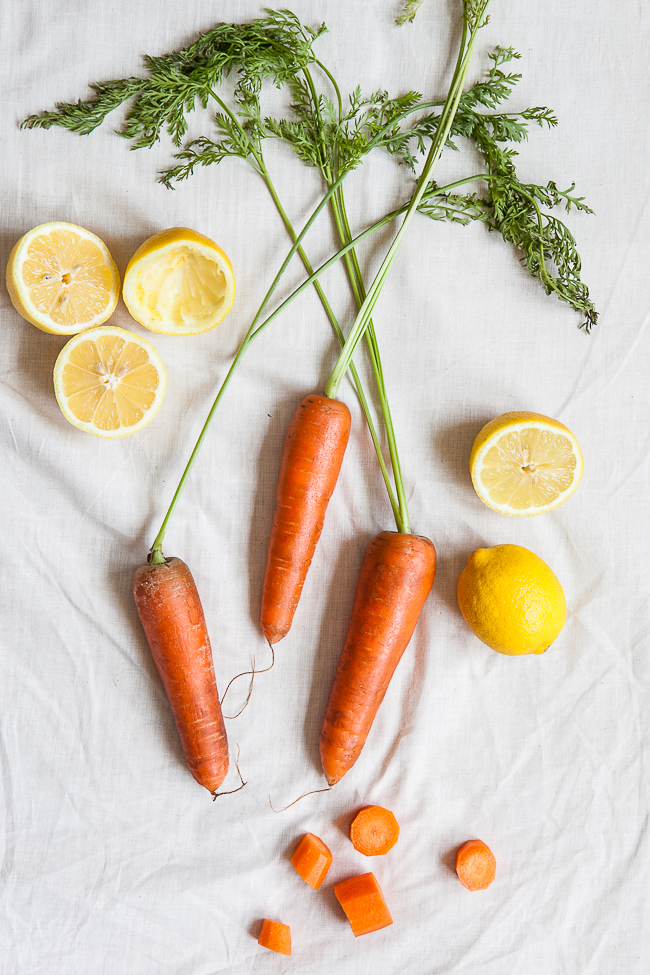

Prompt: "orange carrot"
[132,557,229,794]
[350,805,399,856]
[258,918,292,955]
[455,839,497,891]
[334,872,393,937]
[291,832,333,889]
[320,531,436,785]
[261,393,351,645]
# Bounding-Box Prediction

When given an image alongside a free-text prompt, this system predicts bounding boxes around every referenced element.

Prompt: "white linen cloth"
[1,1,649,972]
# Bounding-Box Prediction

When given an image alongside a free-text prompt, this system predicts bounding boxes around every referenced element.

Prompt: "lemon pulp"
[470,412,583,516]
[6,222,119,334]
[54,326,166,438]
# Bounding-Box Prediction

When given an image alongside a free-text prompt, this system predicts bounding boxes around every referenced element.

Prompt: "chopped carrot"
[258,918,291,956]
[455,839,496,891]
[334,872,393,937]
[291,832,333,889]
[350,805,399,856]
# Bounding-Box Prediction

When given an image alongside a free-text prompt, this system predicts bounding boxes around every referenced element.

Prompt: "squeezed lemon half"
[6,222,120,335]
[470,411,583,516]
[122,227,235,335]
[53,325,166,438]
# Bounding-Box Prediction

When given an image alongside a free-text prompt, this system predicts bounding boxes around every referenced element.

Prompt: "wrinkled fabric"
[1,1,649,972]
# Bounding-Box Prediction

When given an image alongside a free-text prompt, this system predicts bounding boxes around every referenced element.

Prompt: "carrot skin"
[320,531,436,785]
[261,394,351,644]
[132,557,229,793]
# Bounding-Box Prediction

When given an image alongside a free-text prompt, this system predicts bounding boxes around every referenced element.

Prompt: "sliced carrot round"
[258,918,291,956]
[455,839,496,891]
[350,805,399,856]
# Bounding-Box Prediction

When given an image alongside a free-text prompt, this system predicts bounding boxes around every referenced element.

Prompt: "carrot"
[334,872,393,937]
[132,557,229,794]
[261,393,351,645]
[455,839,497,891]
[350,805,399,856]
[319,531,436,785]
[290,832,333,889]
[258,918,292,956]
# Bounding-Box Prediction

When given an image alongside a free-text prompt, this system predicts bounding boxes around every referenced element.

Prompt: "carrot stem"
[149,91,447,561]
[149,169,487,561]
[324,0,491,400]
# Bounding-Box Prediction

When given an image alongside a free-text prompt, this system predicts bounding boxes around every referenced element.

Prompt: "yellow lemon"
[6,222,120,335]
[457,544,566,655]
[53,325,166,438]
[470,411,583,516]
[122,227,235,335]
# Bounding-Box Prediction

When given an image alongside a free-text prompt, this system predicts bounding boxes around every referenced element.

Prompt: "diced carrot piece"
[350,805,399,856]
[290,832,333,889]
[258,918,292,955]
[334,872,393,937]
[455,839,496,891]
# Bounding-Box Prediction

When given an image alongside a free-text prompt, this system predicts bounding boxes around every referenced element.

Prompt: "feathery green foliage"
[22,10,596,329]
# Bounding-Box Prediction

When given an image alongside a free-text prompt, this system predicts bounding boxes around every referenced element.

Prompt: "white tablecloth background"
[2,1,649,972]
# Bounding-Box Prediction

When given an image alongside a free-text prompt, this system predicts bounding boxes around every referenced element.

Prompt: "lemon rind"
[122,229,235,336]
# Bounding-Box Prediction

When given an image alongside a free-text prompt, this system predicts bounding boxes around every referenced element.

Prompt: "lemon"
[53,325,166,438]
[122,227,235,335]
[457,544,566,655]
[6,222,120,335]
[470,411,583,516]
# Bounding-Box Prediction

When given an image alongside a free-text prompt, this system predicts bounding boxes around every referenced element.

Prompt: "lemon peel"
[457,544,566,656]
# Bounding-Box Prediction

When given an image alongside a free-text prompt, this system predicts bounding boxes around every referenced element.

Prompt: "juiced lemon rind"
[122,227,235,336]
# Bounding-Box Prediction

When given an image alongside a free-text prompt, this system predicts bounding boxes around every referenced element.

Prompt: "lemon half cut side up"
[53,325,167,439]
[6,222,120,335]
[122,227,236,336]
[470,411,583,516]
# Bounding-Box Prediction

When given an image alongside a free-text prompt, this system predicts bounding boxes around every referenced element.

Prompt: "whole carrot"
[320,531,436,785]
[133,557,229,793]
[261,394,351,644]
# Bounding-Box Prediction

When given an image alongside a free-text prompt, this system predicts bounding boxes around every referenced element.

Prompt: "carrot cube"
[334,872,393,937]
[290,832,333,890]
[258,918,291,956]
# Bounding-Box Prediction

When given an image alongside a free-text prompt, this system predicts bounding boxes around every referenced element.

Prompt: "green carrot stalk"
[324,0,492,408]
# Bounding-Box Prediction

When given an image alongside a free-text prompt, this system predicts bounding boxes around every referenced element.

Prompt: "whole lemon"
[457,544,566,655]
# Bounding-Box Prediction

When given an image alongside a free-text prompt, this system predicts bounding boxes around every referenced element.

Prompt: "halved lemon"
[53,325,166,438]
[122,227,235,335]
[6,222,120,334]
[470,411,583,516]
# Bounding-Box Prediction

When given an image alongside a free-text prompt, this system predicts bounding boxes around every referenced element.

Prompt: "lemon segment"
[457,544,566,656]
[6,222,120,334]
[122,227,235,335]
[53,325,166,438]
[470,411,583,516]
